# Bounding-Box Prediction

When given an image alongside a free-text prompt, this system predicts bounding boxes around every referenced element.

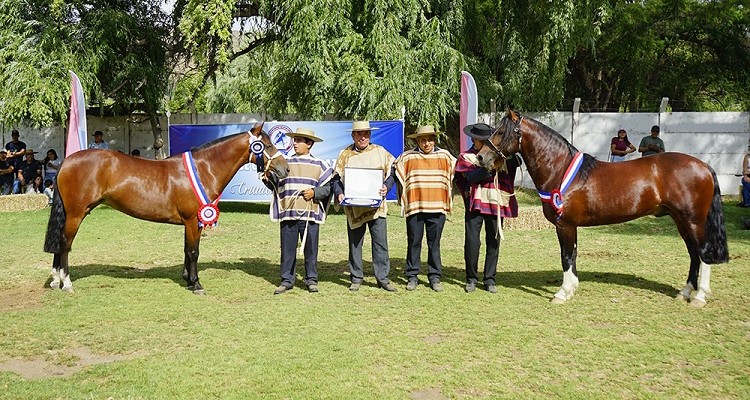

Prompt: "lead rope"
[276,189,314,256]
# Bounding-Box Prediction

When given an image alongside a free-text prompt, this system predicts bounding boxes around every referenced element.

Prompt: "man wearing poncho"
[454,123,520,294]
[389,125,456,292]
[270,127,333,294]
[332,121,397,292]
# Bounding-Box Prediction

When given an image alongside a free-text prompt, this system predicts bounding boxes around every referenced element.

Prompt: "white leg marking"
[676,282,694,302]
[693,262,711,305]
[553,269,578,302]
[50,268,61,290]
[61,272,74,293]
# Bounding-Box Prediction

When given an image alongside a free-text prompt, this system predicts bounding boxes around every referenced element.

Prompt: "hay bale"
[0,194,49,212]
[504,206,553,230]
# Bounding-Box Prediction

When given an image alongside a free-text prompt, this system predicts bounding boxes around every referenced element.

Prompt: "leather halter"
[484,116,523,161]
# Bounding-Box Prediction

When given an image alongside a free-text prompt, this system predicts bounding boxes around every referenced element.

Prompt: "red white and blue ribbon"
[538,152,584,217]
[182,151,220,228]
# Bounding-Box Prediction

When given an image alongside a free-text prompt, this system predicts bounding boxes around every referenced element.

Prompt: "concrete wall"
[3,111,748,195]
[479,111,750,196]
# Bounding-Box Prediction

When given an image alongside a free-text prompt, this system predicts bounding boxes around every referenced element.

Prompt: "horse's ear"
[251,121,264,135]
[507,108,520,123]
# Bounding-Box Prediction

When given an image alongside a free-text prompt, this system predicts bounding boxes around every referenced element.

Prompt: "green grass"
[1,193,749,399]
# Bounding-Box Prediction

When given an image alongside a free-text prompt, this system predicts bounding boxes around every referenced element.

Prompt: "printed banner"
[169,121,405,202]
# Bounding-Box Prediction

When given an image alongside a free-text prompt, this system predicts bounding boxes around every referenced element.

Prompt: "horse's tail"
[700,168,729,264]
[43,180,66,254]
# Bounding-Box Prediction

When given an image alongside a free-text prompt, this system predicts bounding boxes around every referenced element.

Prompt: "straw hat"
[287,127,324,142]
[407,125,444,139]
[347,121,380,132]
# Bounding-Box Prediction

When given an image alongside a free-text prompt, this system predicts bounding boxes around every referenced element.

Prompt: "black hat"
[651,125,660,132]
[93,130,103,136]
[463,123,495,140]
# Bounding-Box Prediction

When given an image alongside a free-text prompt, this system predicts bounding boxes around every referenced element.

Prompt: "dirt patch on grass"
[411,388,448,400]
[0,347,138,379]
[0,284,45,312]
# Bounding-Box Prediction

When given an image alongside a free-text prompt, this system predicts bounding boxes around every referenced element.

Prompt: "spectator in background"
[609,128,636,162]
[43,149,61,182]
[4,129,26,172]
[26,175,43,194]
[14,149,42,194]
[88,130,109,149]
[131,149,141,157]
[44,179,54,205]
[0,149,14,195]
[638,125,665,157]
[740,148,750,208]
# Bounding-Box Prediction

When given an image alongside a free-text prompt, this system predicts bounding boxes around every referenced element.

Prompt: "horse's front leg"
[183,221,204,295]
[551,225,579,304]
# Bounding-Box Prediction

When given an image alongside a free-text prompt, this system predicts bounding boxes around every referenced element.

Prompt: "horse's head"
[248,122,289,183]
[476,109,524,171]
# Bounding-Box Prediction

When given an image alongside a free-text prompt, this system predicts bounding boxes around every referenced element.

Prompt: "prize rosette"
[551,189,564,215]
[198,203,220,227]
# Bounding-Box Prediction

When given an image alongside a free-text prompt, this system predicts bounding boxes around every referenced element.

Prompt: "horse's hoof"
[550,297,566,305]
[674,293,689,302]
[61,286,75,293]
[192,289,205,295]
[690,299,706,309]
[50,284,61,290]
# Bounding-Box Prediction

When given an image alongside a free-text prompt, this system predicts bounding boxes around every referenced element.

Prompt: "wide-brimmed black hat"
[463,123,495,140]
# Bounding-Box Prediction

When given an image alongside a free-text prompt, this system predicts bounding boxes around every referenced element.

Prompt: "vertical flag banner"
[66,71,88,157]
[459,71,478,153]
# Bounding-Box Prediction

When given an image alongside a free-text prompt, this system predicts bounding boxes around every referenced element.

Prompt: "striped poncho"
[334,144,394,229]
[271,155,333,223]
[394,148,457,217]
[454,148,518,218]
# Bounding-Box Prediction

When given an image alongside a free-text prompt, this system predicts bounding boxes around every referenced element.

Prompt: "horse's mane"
[192,132,245,152]
[502,113,597,184]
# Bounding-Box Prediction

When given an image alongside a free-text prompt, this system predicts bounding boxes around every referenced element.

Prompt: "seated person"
[26,175,43,194]
[0,149,14,195]
[14,149,42,194]
[44,179,54,204]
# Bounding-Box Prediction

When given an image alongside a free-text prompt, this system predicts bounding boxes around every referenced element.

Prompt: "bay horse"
[476,110,728,307]
[43,122,289,294]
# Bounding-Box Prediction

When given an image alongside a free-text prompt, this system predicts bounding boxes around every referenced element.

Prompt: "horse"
[43,122,289,294]
[475,109,728,307]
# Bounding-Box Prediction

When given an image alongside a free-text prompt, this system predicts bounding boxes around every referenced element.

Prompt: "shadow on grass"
[61,256,678,300]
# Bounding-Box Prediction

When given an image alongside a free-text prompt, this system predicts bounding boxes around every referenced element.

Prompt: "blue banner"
[169,121,405,202]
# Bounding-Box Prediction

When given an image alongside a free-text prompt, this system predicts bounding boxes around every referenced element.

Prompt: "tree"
[566,0,750,112]
[0,0,172,157]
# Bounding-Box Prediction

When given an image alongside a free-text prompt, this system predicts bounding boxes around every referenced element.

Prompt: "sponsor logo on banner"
[269,124,293,155]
